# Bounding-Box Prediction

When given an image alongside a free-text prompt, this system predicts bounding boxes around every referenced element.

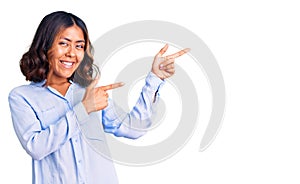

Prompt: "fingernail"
[159,64,164,69]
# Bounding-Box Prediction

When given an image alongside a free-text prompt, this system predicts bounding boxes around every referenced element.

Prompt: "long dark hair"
[20,11,98,87]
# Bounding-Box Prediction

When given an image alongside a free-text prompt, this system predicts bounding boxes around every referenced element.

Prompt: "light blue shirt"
[8,72,164,184]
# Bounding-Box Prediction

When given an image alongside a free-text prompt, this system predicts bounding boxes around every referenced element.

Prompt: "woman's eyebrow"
[62,37,85,43]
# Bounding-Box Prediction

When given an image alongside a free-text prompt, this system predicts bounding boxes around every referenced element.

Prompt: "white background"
[1,0,300,183]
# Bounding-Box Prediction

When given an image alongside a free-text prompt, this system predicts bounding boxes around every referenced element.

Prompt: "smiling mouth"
[60,60,75,69]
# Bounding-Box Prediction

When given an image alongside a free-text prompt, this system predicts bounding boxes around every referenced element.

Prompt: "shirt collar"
[30,80,75,87]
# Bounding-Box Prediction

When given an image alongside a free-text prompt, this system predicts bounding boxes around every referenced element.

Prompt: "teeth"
[62,61,73,66]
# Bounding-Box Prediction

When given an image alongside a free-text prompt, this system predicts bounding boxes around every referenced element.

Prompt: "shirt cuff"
[146,72,165,92]
[73,102,89,124]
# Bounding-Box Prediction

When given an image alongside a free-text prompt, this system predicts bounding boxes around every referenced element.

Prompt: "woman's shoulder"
[9,81,46,97]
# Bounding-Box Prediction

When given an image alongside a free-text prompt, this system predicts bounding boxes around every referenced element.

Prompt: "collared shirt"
[8,72,164,184]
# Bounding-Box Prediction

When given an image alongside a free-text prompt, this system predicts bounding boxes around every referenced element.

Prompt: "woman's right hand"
[82,78,124,114]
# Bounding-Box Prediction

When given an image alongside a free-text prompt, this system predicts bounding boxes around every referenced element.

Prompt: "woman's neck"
[45,77,71,96]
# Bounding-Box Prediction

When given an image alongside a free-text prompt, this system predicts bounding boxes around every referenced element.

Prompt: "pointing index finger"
[100,82,125,91]
[166,48,190,59]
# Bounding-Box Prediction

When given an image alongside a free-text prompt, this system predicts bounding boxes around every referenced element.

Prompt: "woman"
[8,11,189,184]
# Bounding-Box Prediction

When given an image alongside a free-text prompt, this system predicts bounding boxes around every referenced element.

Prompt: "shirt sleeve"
[102,72,165,139]
[8,89,86,161]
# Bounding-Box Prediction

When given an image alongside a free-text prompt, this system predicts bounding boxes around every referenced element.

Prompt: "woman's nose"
[66,46,76,57]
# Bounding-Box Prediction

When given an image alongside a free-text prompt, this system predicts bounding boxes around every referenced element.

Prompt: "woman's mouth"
[60,60,75,69]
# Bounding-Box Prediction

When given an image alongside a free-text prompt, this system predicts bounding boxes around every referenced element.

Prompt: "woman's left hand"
[151,44,190,80]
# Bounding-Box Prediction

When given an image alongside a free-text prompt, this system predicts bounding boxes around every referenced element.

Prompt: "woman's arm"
[8,88,88,160]
[102,72,164,139]
[101,44,190,139]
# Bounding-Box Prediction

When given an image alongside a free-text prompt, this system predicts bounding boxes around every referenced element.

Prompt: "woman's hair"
[20,11,99,87]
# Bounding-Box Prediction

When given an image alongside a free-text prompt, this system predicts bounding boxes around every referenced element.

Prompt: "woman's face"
[47,25,85,81]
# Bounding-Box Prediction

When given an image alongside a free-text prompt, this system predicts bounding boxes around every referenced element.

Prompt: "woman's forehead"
[56,25,85,42]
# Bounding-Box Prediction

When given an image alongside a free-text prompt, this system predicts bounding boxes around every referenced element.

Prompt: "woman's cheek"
[78,52,85,63]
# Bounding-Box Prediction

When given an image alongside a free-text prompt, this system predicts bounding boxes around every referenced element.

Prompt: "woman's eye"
[59,42,68,46]
[76,44,84,49]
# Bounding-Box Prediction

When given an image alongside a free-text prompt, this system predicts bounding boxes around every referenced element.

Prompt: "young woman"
[8,11,189,184]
